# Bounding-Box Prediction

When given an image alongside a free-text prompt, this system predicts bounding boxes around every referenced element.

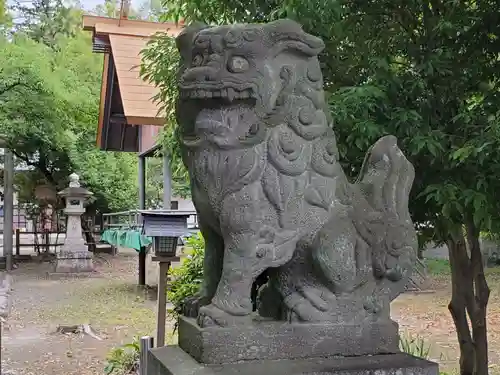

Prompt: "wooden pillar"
[138,155,146,211]
[156,260,170,347]
[138,153,146,286]
[162,152,171,209]
[138,248,146,286]
[153,255,178,347]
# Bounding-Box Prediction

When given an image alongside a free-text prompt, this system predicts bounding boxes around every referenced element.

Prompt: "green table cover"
[100,229,152,252]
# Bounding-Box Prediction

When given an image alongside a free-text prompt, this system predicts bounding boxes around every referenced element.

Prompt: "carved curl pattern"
[175,19,418,327]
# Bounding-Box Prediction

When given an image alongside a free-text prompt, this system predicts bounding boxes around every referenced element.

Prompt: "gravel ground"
[1,253,499,375]
[1,253,175,375]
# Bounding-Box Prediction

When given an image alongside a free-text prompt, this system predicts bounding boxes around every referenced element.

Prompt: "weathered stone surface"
[54,173,94,274]
[0,273,12,318]
[176,18,418,329]
[148,346,439,375]
[178,316,399,364]
[54,250,95,273]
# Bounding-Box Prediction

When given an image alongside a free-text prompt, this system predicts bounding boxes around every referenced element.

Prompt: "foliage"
[0,0,10,30]
[140,30,190,198]
[11,0,82,49]
[425,259,451,277]
[161,0,500,239]
[143,1,500,373]
[399,333,450,375]
[104,337,140,375]
[92,0,163,21]
[167,232,205,323]
[0,15,139,213]
[399,332,432,359]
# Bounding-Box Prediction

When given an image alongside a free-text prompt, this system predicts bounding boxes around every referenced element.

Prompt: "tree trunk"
[447,221,491,375]
[447,230,475,375]
[465,219,490,375]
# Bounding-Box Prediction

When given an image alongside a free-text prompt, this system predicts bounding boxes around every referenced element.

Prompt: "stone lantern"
[54,173,94,273]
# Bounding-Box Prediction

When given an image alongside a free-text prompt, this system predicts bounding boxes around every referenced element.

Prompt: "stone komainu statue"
[175,19,417,328]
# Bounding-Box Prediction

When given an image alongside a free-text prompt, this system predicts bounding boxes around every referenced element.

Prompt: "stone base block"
[54,250,94,273]
[147,346,439,375]
[46,271,101,280]
[178,316,399,364]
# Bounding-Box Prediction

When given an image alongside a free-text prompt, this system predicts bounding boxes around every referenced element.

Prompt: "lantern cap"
[69,173,80,187]
[58,173,93,198]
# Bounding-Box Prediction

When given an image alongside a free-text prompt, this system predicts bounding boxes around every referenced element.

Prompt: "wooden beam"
[125,116,165,126]
[96,54,110,148]
[82,15,182,33]
[101,55,116,149]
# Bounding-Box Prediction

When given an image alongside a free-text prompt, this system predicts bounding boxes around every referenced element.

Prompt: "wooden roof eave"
[82,15,183,152]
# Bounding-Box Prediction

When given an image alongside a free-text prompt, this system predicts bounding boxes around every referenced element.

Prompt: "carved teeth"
[183,88,254,100]
[227,88,236,102]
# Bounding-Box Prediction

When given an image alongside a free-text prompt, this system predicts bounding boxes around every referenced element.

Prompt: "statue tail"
[355,135,417,281]
[356,135,414,225]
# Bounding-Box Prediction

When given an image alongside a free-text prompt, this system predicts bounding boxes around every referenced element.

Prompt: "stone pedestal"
[147,317,439,375]
[53,173,95,274]
[54,250,94,273]
[148,346,439,375]
[177,317,400,364]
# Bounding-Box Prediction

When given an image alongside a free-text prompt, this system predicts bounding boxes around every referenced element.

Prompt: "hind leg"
[265,244,337,322]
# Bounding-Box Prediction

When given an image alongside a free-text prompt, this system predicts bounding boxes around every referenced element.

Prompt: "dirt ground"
[392,269,500,375]
[1,253,175,375]
[1,254,499,375]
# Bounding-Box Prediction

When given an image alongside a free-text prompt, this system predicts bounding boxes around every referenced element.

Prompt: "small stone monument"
[54,173,94,274]
[148,19,439,375]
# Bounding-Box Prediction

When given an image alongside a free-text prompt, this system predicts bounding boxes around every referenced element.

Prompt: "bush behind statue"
[167,232,205,327]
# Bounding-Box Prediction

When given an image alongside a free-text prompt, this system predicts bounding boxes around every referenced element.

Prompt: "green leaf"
[103,364,115,375]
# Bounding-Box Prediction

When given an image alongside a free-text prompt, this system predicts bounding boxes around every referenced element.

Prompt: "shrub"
[399,332,431,359]
[104,338,140,375]
[167,232,205,324]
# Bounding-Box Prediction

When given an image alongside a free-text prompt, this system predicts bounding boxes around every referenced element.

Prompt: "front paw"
[181,294,212,318]
[197,304,253,327]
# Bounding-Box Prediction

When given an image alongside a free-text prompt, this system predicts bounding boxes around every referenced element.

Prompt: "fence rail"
[101,209,199,232]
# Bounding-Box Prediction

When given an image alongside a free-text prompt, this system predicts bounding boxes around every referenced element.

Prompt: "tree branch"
[10,150,57,186]
[0,82,22,97]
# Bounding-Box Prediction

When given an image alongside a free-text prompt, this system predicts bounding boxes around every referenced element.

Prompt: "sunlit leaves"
[0,31,139,213]
[150,0,500,242]
[140,33,190,197]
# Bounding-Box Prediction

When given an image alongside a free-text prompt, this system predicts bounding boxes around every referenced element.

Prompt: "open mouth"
[179,87,256,102]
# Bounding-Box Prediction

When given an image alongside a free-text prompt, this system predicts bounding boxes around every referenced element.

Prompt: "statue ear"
[176,21,210,62]
[265,19,325,57]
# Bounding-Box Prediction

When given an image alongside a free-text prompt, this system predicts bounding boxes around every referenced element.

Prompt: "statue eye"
[192,54,203,67]
[228,56,249,73]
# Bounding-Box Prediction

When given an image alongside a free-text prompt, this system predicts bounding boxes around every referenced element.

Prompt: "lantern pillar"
[54,173,94,274]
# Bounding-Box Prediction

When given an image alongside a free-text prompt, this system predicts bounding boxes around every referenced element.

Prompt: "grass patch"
[425,259,451,276]
[426,258,500,278]
[399,332,431,359]
[35,281,158,336]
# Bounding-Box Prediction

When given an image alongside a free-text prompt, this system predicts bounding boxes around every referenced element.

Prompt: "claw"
[181,294,211,318]
[197,304,253,327]
[299,286,335,312]
[283,292,328,322]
